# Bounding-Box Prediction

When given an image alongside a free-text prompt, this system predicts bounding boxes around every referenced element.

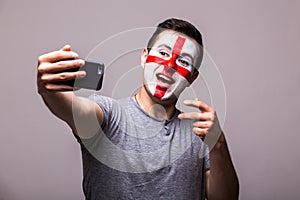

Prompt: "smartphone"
[58,60,104,91]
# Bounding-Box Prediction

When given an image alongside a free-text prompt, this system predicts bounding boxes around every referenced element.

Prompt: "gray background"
[0,0,299,199]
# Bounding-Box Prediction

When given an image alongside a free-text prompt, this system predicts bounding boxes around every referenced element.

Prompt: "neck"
[134,86,177,120]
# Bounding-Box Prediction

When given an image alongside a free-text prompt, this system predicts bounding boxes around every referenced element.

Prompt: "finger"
[178,112,200,120]
[192,121,213,128]
[183,99,213,112]
[38,59,85,74]
[178,112,214,121]
[43,83,75,92]
[193,127,209,136]
[38,50,79,64]
[61,44,71,51]
[40,71,86,83]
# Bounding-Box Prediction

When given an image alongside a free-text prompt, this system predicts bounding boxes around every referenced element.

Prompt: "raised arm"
[178,99,239,199]
[205,132,239,200]
[37,45,104,138]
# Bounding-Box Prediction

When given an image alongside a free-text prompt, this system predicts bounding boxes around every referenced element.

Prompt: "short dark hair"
[147,18,204,68]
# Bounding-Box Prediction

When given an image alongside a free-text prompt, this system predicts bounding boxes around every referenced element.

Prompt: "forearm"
[41,91,76,128]
[41,91,103,137]
[207,132,239,200]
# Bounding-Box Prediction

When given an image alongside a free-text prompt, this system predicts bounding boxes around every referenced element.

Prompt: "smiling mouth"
[156,73,175,85]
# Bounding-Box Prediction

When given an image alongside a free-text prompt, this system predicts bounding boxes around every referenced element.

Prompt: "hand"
[178,99,222,141]
[37,45,86,94]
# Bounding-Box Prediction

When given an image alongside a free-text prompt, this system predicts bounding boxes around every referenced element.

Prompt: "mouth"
[156,73,175,85]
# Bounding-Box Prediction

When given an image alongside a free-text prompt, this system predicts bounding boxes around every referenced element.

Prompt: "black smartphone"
[58,60,104,91]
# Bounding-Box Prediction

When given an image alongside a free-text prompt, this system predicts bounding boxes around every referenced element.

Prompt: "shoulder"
[89,94,114,106]
[88,94,138,122]
[88,94,127,112]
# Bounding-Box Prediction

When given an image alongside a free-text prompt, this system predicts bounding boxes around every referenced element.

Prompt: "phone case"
[57,60,104,91]
[74,61,104,90]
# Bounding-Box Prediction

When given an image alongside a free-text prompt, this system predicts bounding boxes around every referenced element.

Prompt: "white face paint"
[143,31,199,100]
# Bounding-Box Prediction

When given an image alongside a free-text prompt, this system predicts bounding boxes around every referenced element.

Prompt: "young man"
[37,18,239,199]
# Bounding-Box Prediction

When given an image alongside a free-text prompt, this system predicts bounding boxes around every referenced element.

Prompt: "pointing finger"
[183,99,213,112]
[178,112,214,121]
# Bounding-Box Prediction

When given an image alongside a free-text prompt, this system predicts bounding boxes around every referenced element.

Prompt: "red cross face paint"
[143,32,199,100]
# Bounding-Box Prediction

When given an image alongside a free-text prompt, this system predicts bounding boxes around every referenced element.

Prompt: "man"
[37,18,239,199]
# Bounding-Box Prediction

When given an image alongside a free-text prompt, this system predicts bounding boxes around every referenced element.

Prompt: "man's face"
[142,31,200,100]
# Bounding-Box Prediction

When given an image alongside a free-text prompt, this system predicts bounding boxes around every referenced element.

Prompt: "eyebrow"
[156,44,172,50]
[180,52,194,63]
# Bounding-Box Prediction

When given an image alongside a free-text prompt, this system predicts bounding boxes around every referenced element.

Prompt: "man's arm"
[178,100,239,199]
[37,45,104,138]
[205,132,239,200]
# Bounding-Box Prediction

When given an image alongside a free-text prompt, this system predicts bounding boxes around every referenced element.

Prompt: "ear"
[140,48,148,67]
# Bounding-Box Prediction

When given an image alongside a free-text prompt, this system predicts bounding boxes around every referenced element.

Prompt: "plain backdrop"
[0,0,299,199]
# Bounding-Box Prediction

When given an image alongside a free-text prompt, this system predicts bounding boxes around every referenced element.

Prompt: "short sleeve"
[88,94,113,130]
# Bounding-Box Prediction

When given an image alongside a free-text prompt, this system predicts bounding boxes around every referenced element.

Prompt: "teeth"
[159,74,171,81]
[157,74,174,84]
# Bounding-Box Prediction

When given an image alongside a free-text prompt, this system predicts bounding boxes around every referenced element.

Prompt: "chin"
[155,89,181,104]
[160,93,175,101]
[143,85,175,104]
[160,91,182,102]
[156,95,178,105]
[161,84,186,100]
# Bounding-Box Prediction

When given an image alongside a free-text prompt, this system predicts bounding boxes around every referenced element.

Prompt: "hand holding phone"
[74,60,104,90]
[57,60,105,91]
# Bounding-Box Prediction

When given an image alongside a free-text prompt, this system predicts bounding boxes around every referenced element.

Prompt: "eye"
[176,57,193,71]
[177,58,189,67]
[159,50,170,57]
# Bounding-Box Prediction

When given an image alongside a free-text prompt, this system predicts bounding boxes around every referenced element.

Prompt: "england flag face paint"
[143,31,200,100]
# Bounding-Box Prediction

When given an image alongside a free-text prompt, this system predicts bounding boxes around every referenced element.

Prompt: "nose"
[165,56,177,69]
[164,56,177,76]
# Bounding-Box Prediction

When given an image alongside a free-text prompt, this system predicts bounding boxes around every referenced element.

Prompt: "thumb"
[61,44,71,51]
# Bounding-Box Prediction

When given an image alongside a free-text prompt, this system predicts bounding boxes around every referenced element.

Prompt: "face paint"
[146,36,196,81]
[143,32,199,100]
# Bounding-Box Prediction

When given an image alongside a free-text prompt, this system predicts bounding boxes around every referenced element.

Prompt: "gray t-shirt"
[76,95,210,200]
